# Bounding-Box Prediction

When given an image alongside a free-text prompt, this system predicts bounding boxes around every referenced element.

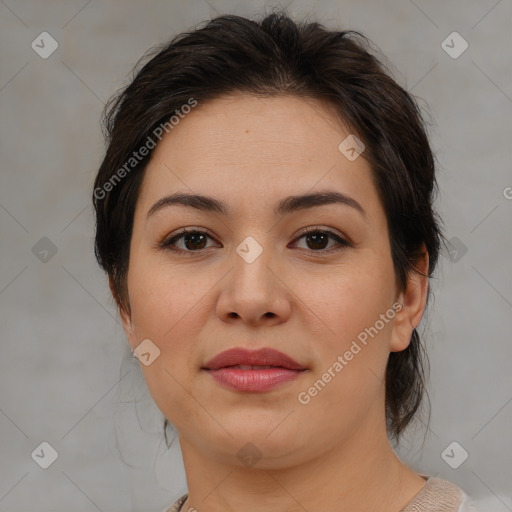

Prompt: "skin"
[117,93,430,512]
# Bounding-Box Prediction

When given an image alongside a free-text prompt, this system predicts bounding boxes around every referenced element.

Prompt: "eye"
[292,227,352,254]
[159,227,352,255]
[159,228,218,253]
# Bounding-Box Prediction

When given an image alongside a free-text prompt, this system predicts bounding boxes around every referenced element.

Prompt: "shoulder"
[401,476,481,512]
[162,493,188,512]
[457,492,482,512]
[163,482,483,512]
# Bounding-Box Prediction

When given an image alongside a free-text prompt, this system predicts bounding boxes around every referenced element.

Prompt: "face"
[120,93,427,468]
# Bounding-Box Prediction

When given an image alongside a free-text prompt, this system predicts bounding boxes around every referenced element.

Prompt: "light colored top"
[163,476,480,512]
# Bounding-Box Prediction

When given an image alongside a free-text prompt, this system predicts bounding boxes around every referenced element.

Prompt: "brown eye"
[293,228,351,254]
[159,227,351,256]
[181,232,208,250]
[305,232,329,250]
[160,229,216,252]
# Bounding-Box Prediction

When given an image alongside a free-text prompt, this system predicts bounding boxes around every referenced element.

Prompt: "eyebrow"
[146,190,367,221]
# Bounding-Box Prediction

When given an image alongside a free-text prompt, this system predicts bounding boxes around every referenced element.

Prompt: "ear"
[389,244,429,352]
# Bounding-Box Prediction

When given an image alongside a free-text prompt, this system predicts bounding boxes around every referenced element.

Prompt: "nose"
[215,239,292,327]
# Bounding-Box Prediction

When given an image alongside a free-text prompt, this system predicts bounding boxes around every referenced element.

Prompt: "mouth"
[202,347,308,392]
[222,365,290,370]
[202,346,307,371]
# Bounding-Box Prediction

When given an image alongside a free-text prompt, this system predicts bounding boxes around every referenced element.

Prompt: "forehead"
[136,93,381,221]
[153,93,352,163]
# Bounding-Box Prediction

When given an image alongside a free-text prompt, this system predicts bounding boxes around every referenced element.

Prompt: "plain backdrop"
[1,1,511,511]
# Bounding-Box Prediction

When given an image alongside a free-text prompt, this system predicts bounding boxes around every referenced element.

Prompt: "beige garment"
[163,476,476,512]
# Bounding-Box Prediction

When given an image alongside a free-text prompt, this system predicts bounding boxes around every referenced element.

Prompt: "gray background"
[1,0,511,511]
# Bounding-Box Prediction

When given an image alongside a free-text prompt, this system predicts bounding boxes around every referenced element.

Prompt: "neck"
[176,411,426,512]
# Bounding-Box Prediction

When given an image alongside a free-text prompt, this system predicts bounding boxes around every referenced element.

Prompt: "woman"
[92,12,479,512]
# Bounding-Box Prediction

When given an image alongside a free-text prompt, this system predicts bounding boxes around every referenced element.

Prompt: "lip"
[202,347,308,392]
[203,347,306,371]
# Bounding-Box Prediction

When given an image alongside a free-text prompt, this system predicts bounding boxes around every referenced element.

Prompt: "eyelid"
[159,227,219,252]
[158,226,352,254]
[291,226,352,253]
[294,225,350,243]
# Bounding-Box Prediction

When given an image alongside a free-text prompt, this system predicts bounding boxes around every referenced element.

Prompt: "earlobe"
[389,246,429,352]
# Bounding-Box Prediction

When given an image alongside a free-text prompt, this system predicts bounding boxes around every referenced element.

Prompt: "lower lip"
[204,367,304,392]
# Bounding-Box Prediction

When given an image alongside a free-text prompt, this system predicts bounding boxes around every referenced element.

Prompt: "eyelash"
[158,227,352,256]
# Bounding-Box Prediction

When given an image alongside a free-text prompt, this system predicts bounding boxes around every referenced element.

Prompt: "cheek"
[125,255,201,374]
[126,237,396,437]
[293,253,395,399]
[127,259,212,430]
[127,254,209,341]
[292,253,395,346]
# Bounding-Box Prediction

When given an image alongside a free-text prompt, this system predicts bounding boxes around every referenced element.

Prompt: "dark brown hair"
[93,11,446,444]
